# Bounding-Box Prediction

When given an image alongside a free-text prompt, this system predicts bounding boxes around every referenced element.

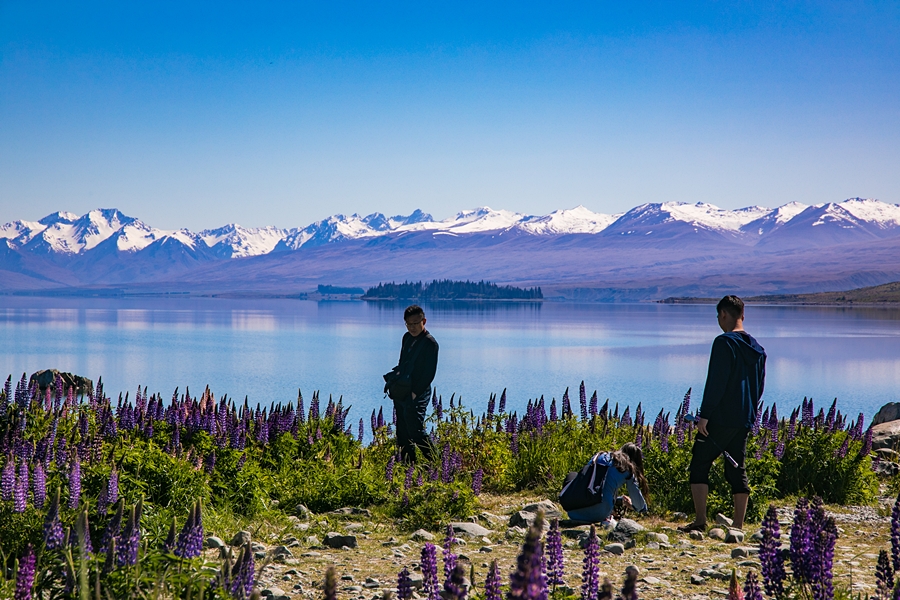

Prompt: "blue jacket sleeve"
[625,477,647,513]
[699,336,734,420]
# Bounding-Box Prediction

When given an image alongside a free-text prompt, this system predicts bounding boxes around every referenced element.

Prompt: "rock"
[672,512,689,520]
[479,546,493,553]
[342,575,355,581]
[345,523,365,531]
[261,588,290,600]
[646,542,659,549]
[506,527,527,539]
[451,522,492,538]
[29,369,93,397]
[603,543,625,555]
[273,545,294,560]
[206,536,225,549]
[614,519,645,537]
[408,573,425,589]
[731,547,750,559]
[324,532,358,549]
[301,551,321,557]
[344,586,363,593]
[642,576,661,585]
[624,539,636,549]
[725,530,745,544]
[646,532,669,544]
[251,542,267,552]
[508,511,551,529]
[411,529,435,542]
[871,420,900,450]
[715,514,733,527]
[305,535,320,546]
[708,528,726,541]
[520,500,565,520]
[480,512,504,524]
[739,560,762,568]
[750,530,763,542]
[329,507,372,518]
[562,528,588,539]
[691,574,706,585]
[625,565,640,578]
[874,403,900,427]
[689,530,704,541]
[230,531,252,547]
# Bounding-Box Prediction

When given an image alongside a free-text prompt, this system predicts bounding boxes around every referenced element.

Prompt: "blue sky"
[1,2,898,229]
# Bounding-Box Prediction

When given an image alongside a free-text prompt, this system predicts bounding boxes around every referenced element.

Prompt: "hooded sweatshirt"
[698,331,767,429]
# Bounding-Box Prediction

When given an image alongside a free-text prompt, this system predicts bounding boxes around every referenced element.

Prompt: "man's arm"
[411,339,439,396]
[698,336,734,425]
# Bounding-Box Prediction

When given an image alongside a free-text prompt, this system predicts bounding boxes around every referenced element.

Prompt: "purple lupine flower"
[14,544,36,600]
[852,413,865,439]
[98,468,119,514]
[825,398,837,431]
[174,501,203,559]
[487,393,496,421]
[100,499,124,554]
[444,564,467,600]
[230,542,256,598]
[499,388,507,414]
[773,439,785,460]
[810,510,837,600]
[860,426,873,458]
[204,451,216,474]
[891,493,900,573]
[620,566,638,600]
[581,525,600,600]
[443,524,458,579]
[404,465,415,489]
[2,457,14,501]
[546,519,564,587]
[560,387,571,418]
[589,391,598,418]
[789,498,811,582]
[579,381,587,422]
[549,399,558,422]
[32,461,46,509]
[877,549,895,598]
[13,459,28,512]
[324,566,338,600]
[43,488,65,550]
[472,467,483,495]
[834,436,849,459]
[509,513,547,600]
[759,505,785,597]
[67,453,81,509]
[421,543,440,600]
[620,406,631,428]
[75,508,94,554]
[386,455,396,485]
[117,499,143,566]
[743,570,763,600]
[485,559,502,600]
[436,397,443,420]
[397,567,414,600]
[359,418,365,443]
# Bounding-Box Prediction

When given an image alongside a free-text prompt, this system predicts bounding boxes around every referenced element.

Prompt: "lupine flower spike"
[742,571,764,600]
[581,525,600,600]
[485,559,502,600]
[508,512,547,600]
[397,567,414,600]
[14,544,36,600]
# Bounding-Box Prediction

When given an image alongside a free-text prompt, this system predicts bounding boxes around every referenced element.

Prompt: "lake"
[1,297,898,431]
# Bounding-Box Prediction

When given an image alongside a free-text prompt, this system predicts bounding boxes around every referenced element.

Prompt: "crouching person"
[559,442,649,527]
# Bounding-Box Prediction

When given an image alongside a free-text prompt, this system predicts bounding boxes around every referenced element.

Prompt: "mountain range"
[2,198,900,300]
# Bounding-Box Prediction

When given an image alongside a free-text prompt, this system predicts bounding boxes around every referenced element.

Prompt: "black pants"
[688,423,751,494]
[393,387,431,462]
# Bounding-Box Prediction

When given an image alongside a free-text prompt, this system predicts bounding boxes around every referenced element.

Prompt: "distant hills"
[2,198,900,301]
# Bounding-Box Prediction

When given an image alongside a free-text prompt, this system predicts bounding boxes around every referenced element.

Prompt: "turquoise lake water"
[0,297,898,428]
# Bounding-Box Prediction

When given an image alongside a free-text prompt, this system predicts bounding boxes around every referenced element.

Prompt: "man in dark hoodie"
[679,295,766,533]
[387,305,439,462]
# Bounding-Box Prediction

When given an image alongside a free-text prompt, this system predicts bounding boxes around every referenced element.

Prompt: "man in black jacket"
[389,305,439,462]
[679,295,766,533]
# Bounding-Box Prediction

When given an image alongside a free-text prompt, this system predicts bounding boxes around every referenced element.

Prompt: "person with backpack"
[383,305,439,462]
[558,442,649,526]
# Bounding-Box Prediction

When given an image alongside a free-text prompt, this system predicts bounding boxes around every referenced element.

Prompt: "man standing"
[679,295,766,533]
[387,305,439,462]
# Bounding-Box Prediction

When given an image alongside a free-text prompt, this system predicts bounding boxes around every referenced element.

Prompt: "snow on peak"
[660,202,771,231]
[836,197,900,229]
[200,224,288,257]
[516,206,620,234]
[398,207,524,234]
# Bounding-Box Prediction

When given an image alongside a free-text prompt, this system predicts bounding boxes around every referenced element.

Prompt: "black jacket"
[395,330,439,397]
[698,331,767,429]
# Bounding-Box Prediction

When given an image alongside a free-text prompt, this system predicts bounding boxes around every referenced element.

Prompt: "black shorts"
[688,424,751,494]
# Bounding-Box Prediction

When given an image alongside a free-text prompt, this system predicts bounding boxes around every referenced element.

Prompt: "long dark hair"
[610,442,650,499]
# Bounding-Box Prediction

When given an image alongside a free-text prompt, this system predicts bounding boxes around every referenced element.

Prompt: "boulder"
[603,543,625,555]
[328,507,372,518]
[206,536,225,549]
[508,511,550,529]
[874,403,900,427]
[324,532,358,549]
[520,500,564,520]
[411,529,436,542]
[714,513,733,527]
[708,528,727,541]
[614,519,645,537]
[646,532,669,544]
[29,369,93,397]
[293,504,312,519]
[725,530,745,544]
[230,531,251,547]
[872,420,900,450]
[450,522,492,538]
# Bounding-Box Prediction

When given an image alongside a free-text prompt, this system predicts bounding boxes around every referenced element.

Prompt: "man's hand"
[698,417,709,437]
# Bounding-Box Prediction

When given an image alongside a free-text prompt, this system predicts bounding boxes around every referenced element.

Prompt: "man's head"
[716,295,744,332]
[404,305,426,336]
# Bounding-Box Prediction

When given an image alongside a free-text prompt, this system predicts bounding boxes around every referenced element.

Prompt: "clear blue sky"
[1,1,898,230]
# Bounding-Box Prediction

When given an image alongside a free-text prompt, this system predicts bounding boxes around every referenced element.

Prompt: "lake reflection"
[0,296,898,427]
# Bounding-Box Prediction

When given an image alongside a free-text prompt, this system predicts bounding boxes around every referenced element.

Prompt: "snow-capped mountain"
[274,210,434,251]
[515,206,621,235]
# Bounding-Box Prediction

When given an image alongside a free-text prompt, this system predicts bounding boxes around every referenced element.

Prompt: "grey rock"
[480,511,504,524]
[206,536,225,549]
[646,532,669,544]
[344,586,363,593]
[451,522,492,538]
[642,576,661,585]
[408,573,424,589]
[294,504,311,519]
[604,543,625,555]
[561,528,589,539]
[305,535,320,546]
[874,403,900,427]
[506,526,527,538]
[254,551,267,559]
[672,512,689,520]
[624,539,636,549]
[646,542,660,549]
[508,511,550,529]
[479,546,493,553]
[750,530,763,541]
[708,528,727,541]
[614,519,645,537]
[274,545,294,560]
[691,574,706,585]
[324,532,358,549]
[230,531,252,547]
[731,547,750,559]
[520,500,565,520]
[251,543,267,552]
[739,560,763,568]
[301,551,321,557]
[689,530,704,541]
[411,529,436,542]
[725,530,745,544]
[715,514,733,527]
[345,523,365,531]
[342,575,355,581]
[329,507,372,518]
[262,588,290,600]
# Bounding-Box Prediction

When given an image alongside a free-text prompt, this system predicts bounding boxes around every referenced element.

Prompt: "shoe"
[677,522,706,533]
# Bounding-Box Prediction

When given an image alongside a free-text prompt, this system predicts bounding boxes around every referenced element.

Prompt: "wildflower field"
[0,374,893,599]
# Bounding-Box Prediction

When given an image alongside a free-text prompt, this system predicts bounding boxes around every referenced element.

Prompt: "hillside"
[661,281,900,305]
